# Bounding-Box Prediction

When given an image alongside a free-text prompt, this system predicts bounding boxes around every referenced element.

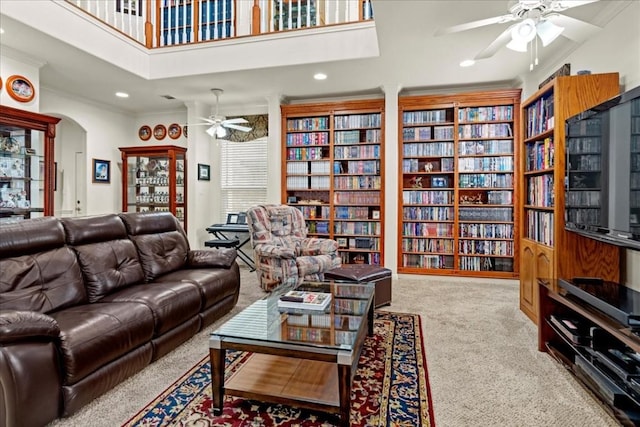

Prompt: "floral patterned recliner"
[246,204,341,292]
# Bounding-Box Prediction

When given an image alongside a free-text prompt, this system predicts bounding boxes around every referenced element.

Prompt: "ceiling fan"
[435,0,602,60]
[192,88,252,138]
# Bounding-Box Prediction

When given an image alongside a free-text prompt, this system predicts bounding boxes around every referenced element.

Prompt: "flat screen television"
[564,84,640,250]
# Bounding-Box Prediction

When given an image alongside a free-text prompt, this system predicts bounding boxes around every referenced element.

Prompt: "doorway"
[53,117,86,218]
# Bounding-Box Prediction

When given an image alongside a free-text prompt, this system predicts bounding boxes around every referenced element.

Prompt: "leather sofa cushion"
[187,248,237,268]
[61,214,127,246]
[72,240,145,303]
[120,212,189,281]
[0,218,87,313]
[0,247,87,313]
[101,281,201,335]
[0,310,60,343]
[0,217,65,257]
[62,215,145,302]
[155,265,240,311]
[50,302,155,385]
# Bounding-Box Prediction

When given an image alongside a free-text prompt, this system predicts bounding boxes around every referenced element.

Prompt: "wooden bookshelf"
[398,89,521,278]
[519,73,621,324]
[281,99,384,266]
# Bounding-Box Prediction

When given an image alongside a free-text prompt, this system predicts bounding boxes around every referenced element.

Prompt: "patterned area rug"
[123,311,435,426]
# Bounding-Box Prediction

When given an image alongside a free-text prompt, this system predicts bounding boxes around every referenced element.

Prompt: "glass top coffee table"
[209,280,375,427]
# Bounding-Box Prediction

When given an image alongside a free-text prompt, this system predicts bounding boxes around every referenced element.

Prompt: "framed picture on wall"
[198,163,210,181]
[93,159,111,183]
[6,75,35,103]
[138,125,152,141]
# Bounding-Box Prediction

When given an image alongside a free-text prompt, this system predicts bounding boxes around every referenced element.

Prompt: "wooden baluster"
[252,0,260,35]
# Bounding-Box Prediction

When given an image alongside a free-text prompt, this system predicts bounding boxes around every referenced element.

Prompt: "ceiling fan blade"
[546,13,601,41]
[550,0,600,12]
[224,124,252,132]
[474,24,516,60]
[223,117,249,125]
[435,14,517,36]
[198,116,216,124]
[188,122,215,126]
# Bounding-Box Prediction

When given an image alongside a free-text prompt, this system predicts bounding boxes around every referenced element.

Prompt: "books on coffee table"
[278,290,332,311]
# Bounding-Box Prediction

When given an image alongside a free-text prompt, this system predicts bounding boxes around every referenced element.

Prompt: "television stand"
[539,279,640,425]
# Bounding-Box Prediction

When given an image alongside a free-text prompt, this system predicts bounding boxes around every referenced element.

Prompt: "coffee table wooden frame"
[209,289,374,426]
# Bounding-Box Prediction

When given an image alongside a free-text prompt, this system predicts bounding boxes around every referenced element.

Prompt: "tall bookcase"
[519,73,621,324]
[398,89,521,278]
[281,99,384,265]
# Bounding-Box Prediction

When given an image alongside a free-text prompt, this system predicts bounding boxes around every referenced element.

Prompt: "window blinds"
[220,137,268,221]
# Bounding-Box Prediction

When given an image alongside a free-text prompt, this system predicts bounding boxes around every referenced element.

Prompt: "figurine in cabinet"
[410,176,423,188]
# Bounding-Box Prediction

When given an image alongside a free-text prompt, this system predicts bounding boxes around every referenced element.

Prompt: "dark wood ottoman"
[324,265,392,308]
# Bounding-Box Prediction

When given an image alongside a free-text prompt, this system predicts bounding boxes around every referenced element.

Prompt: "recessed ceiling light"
[115,92,129,98]
[460,60,475,67]
[314,73,327,80]
[0,28,5,34]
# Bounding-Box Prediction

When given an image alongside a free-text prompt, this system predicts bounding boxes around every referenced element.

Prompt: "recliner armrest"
[253,243,296,259]
[0,310,60,343]
[300,238,339,256]
[188,248,238,268]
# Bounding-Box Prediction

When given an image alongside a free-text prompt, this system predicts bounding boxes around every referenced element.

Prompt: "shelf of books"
[281,100,384,266]
[398,89,521,278]
[519,73,621,325]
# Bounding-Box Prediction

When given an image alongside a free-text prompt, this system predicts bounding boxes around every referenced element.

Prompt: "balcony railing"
[65,0,374,48]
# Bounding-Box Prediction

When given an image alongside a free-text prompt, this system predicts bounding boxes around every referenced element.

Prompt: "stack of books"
[277,290,332,312]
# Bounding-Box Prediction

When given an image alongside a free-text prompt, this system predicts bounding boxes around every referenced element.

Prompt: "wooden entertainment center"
[519,72,621,324]
[530,73,640,425]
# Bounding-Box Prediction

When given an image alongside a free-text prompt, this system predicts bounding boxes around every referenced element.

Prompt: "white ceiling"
[0,0,632,114]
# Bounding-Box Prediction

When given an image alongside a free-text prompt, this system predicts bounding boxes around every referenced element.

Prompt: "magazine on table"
[277,290,332,311]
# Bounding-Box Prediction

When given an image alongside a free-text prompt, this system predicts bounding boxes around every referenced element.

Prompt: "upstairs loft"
[1,0,378,82]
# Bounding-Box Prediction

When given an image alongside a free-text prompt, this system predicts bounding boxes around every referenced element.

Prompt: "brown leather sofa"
[0,212,241,427]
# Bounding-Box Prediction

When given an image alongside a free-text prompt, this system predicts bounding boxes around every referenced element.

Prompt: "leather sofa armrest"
[300,238,339,256]
[253,244,296,259]
[188,248,238,268]
[0,310,60,343]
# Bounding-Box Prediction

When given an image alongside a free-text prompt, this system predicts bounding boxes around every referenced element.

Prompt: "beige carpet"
[48,267,617,427]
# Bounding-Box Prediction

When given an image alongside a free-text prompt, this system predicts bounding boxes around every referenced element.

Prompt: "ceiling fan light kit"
[512,18,537,43]
[536,19,565,46]
[436,0,599,66]
[190,88,253,139]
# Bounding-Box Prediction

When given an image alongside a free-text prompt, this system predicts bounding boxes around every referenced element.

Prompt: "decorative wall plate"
[6,75,35,103]
[153,124,167,140]
[138,125,152,141]
[168,123,182,139]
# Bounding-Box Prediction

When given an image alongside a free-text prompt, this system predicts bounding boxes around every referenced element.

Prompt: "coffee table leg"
[338,363,351,427]
[209,346,225,414]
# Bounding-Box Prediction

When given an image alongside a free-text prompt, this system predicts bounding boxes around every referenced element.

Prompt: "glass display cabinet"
[119,145,187,230]
[0,105,60,223]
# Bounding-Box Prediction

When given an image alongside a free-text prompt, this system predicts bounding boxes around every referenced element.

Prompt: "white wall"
[40,89,133,215]
[0,48,42,111]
